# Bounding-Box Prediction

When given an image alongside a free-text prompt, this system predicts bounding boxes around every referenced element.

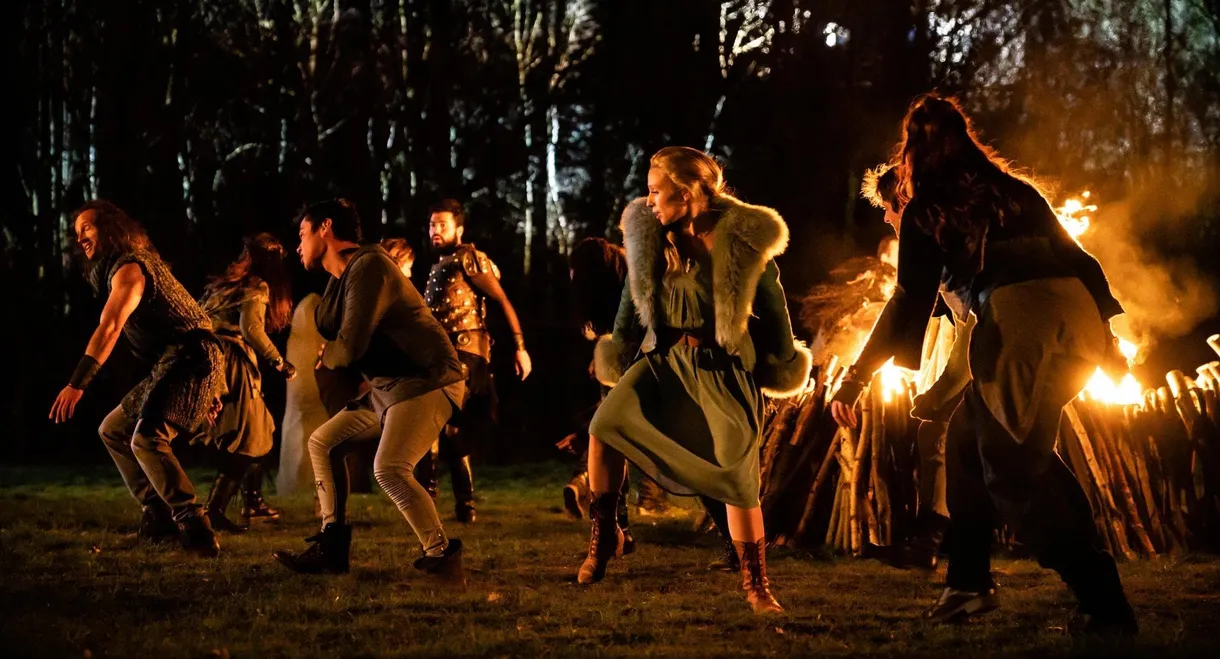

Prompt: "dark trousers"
[945,385,1126,614]
[99,405,200,521]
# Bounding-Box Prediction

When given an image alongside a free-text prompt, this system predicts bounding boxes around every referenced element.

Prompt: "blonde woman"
[586,147,811,614]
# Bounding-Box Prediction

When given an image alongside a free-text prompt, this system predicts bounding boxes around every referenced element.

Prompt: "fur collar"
[620,194,789,352]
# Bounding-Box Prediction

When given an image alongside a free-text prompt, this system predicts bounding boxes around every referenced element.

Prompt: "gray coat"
[316,245,466,419]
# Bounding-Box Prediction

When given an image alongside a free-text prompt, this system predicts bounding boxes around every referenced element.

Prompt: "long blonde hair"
[649,146,729,273]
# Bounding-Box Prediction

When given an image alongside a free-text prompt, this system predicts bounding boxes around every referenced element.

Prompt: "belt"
[658,328,712,349]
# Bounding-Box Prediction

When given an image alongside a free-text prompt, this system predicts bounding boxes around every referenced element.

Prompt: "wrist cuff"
[69,355,101,390]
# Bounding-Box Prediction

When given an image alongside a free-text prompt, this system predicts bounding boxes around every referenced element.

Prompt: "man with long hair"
[50,200,226,557]
[196,232,298,532]
[274,199,467,579]
[421,198,532,523]
[833,95,1135,634]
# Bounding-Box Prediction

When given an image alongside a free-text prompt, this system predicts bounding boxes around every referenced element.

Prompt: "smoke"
[1076,176,1219,356]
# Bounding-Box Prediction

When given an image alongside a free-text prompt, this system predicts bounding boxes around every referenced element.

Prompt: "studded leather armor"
[426,244,500,358]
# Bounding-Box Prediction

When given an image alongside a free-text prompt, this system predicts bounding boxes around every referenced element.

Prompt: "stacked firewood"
[759,338,1220,558]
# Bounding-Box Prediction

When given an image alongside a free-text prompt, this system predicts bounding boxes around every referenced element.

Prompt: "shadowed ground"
[2,464,1219,658]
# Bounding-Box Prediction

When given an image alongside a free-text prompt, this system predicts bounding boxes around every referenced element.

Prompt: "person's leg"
[99,405,176,541]
[241,458,280,521]
[927,389,1001,622]
[308,408,381,528]
[917,419,951,519]
[413,440,440,501]
[616,463,634,553]
[700,495,738,571]
[445,427,477,522]
[894,419,952,569]
[980,382,1136,634]
[578,435,628,584]
[725,504,783,614]
[942,390,998,593]
[273,408,380,575]
[99,406,159,509]
[373,390,454,557]
[207,451,253,534]
[130,416,219,557]
[129,417,197,520]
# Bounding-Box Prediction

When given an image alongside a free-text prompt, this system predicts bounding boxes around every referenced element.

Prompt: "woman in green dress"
[197,233,297,533]
[585,147,812,614]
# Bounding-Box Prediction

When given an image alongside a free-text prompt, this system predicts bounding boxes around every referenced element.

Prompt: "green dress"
[589,258,764,508]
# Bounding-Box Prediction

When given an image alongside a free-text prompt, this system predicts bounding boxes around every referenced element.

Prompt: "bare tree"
[706,0,779,153]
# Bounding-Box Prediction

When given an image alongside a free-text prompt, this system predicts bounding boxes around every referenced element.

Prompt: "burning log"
[763,197,1219,557]
[760,340,1220,559]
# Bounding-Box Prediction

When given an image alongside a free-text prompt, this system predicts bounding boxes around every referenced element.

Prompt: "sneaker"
[924,586,999,623]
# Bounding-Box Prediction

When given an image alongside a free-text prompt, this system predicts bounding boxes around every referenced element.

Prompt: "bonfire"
[758,193,1220,557]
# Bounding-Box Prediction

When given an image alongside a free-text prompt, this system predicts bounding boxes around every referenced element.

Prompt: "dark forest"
[6,0,1220,463]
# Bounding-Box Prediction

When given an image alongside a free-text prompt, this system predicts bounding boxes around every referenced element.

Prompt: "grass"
[2,464,1219,658]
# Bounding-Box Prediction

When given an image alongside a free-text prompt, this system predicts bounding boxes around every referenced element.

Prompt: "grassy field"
[2,464,1219,658]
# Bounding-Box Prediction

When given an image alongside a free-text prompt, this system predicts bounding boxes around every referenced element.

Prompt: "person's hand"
[315,343,326,370]
[587,358,596,379]
[279,360,298,381]
[830,400,859,429]
[515,349,532,380]
[555,432,579,454]
[49,386,84,424]
[207,396,223,426]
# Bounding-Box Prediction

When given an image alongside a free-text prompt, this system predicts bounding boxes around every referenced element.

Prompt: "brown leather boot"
[577,492,623,585]
[735,538,783,614]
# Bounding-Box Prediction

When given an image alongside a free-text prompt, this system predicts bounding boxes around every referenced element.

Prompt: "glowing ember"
[878,358,913,403]
[1080,367,1143,406]
[1055,191,1097,244]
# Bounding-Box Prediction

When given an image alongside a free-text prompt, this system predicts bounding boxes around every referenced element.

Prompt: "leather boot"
[241,463,281,522]
[563,472,590,520]
[273,523,352,574]
[577,492,624,585]
[735,538,783,614]
[452,455,476,523]
[616,490,635,556]
[177,512,221,558]
[138,499,178,544]
[635,476,669,514]
[413,538,466,584]
[206,473,249,534]
[892,511,949,570]
[700,497,737,571]
[415,442,440,501]
[1063,550,1138,636]
[708,538,740,572]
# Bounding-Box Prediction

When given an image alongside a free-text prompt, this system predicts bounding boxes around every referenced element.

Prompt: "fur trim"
[620,199,663,332]
[757,340,813,399]
[710,195,789,351]
[593,334,626,387]
[619,195,789,352]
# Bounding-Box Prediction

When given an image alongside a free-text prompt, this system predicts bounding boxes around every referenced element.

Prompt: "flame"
[1118,338,1138,365]
[1055,192,1097,244]
[878,358,913,403]
[1080,367,1144,406]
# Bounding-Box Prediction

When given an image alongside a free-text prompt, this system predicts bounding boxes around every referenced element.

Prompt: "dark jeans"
[99,405,200,521]
[945,386,1126,614]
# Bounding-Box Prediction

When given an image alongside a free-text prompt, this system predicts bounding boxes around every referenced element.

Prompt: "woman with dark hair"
[197,233,297,533]
[51,200,226,557]
[584,147,812,614]
[832,94,1135,634]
